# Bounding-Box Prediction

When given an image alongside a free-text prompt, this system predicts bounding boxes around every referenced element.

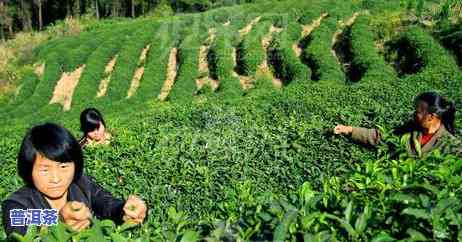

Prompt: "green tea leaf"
[344,201,353,224]
[325,214,357,238]
[273,209,298,242]
[401,208,431,220]
[117,221,139,232]
[111,233,128,242]
[354,205,371,234]
[180,230,199,242]
[371,232,395,242]
[406,228,427,241]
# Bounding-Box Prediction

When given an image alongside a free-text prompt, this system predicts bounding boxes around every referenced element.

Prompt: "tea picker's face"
[415,101,436,129]
[32,153,75,199]
[87,123,105,141]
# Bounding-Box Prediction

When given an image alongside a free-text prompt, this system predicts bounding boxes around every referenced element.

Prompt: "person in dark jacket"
[79,108,112,148]
[334,91,461,157]
[2,123,146,236]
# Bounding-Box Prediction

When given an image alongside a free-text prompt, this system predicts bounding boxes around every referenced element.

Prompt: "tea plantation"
[0,0,462,241]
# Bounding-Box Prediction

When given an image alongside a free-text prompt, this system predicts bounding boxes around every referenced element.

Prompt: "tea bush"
[105,26,158,101]
[208,26,243,97]
[350,15,397,84]
[236,21,272,76]
[169,28,208,101]
[71,26,135,107]
[268,22,311,85]
[301,18,345,83]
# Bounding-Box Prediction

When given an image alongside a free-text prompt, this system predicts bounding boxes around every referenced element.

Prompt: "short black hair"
[18,123,84,186]
[80,108,106,135]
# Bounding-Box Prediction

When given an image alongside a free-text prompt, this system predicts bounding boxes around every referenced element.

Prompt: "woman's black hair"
[414,91,456,134]
[17,123,84,186]
[80,108,106,136]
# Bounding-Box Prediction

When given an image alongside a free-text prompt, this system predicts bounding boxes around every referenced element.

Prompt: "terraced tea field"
[1,0,462,241]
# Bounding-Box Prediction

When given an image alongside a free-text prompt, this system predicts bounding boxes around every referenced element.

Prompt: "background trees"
[0,0,258,41]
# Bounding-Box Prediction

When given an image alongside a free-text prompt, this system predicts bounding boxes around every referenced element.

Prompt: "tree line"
[0,0,250,41]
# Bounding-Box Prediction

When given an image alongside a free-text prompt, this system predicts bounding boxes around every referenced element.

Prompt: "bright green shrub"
[169,30,208,101]
[268,23,311,85]
[236,21,272,76]
[105,26,157,101]
[386,26,460,93]
[350,15,397,84]
[132,22,178,102]
[70,27,133,109]
[1,1,462,241]
[433,22,462,67]
[135,24,179,102]
[208,27,244,97]
[403,26,458,74]
[301,18,346,83]
[0,71,40,114]
[1,52,63,121]
[8,72,40,106]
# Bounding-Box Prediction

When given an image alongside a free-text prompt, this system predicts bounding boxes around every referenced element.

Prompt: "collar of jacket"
[406,124,450,157]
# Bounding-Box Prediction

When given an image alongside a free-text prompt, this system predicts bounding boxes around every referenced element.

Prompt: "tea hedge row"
[0,71,39,114]
[349,15,397,84]
[268,22,311,85]
[235,21,272,76]
[71,26,135,108]
[0,29,125,122]
[402,26,459,76]
[169,30,207,101]
[208,26,243,97]
[301,17,346,83]
[104,26,157,101]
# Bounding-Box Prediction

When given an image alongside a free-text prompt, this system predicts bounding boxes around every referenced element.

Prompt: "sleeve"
[81,176,126,224]
[350,127,382,146]
[2,200,28,236]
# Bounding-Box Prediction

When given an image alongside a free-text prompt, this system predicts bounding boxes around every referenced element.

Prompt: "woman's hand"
[122,195,147,224]
[334,125,353,135]
[60,201,92,232]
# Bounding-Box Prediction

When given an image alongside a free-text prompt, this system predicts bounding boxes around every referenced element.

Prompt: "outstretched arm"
[334,125,382,146]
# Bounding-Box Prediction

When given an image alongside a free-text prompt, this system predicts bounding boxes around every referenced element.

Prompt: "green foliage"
[133,21,178,102]
[236,21,272,76]
[350,15,397,84]
[8,137,462,241]
[403,26,458,73]
[71,26,135,108]
[0,52,62,121]
[268,23,311,85]
[105,26,157,101]
[0,30,114,120]
[384,25,459,86]
[301,18,345,82]
[208,27,244,97]
[63,32,104,72]
[0,70,39,114]
[148,0,175,18]
[432,21,462,66]
[169,28,208,101]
